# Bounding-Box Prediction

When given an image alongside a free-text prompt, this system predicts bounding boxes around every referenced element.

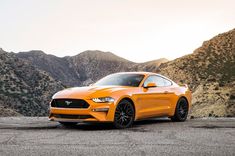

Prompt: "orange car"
[49,72,191,128]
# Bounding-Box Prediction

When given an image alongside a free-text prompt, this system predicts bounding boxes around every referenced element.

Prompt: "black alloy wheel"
[114,100,135,129]
[171,98,189,122]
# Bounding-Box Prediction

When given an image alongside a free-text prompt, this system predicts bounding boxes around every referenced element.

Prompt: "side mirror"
[144,82,157,88]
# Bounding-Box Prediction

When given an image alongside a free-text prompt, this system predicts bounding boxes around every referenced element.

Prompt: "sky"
[0,0,235,62]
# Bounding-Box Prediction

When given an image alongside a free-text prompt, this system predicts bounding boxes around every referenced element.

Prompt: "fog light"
[92,108,109,112]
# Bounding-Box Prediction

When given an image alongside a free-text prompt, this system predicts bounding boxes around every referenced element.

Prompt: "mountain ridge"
[158,28,235,117]
[0,28,234,117]
[16,50,168,86]
[0,51,64,116]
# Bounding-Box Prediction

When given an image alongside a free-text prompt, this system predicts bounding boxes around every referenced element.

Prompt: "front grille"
[54,114,93,119]
[51,99,89,108]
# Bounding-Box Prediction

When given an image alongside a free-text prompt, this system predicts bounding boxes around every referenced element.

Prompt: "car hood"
[52,86,131,99]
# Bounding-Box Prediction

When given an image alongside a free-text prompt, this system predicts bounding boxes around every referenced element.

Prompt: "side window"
[144,76,165,87]
[154,76,165,87]
[144,75,172,87]
[143,76,155,87]
[163,79,172,86]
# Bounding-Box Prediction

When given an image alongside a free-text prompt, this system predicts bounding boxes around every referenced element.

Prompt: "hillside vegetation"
[0,49,64,116]
[0,28,234,117]
[158,29,235,117]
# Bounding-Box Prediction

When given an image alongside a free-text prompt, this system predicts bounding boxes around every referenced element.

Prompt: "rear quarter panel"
[169,86,192,116]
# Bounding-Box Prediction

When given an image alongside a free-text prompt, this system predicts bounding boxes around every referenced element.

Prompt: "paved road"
[0,117,234,156]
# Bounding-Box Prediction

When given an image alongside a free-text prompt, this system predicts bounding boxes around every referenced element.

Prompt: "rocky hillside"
[66,51,134,86]
[0,49,167,116]
[0,104,21,117]
[0,49,64,116]
[158,29,235,117]
[16,50,80,87]
[16,50,168,86]
[0,28,234,117]
[131,58,169,72]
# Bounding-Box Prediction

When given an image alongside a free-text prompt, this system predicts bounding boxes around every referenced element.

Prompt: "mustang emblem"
[65,101,72,105]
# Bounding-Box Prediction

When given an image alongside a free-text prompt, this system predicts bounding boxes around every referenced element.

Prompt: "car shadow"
[59,117,172,131]
[0,118,175,131]
[135,117,172,126]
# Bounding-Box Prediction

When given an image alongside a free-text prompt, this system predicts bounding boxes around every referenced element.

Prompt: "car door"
[136,75,172,118]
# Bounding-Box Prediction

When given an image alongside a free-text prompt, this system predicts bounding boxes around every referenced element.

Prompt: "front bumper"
[49,99,116,122]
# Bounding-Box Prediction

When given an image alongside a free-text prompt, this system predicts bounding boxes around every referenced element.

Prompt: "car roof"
[113,72,175,83]
[104,72,177,86]
[113,71,157,76]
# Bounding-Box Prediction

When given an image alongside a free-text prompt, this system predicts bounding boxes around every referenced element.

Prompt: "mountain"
[66,50,135,86]
[158,28,235,117]
[16,50,168,86]
[1,49,167,116]
[132,58,169,72]
[0,49,64,116]
[1,28,234,117]
[16,50,80,87]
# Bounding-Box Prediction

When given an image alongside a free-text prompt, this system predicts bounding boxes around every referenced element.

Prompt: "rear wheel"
[59,122,77,126]
[114,100,135,129]
[171,98,189,122]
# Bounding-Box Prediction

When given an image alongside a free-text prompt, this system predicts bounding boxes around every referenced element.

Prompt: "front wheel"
[171,98,189,122]
[114,100,135,129]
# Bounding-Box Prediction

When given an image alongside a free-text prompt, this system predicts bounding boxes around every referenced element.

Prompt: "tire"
[171,98,189,122]
[59,122,77,126]
[114,100,135,129]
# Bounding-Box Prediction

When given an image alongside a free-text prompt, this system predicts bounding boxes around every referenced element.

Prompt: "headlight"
[92,97,115,103]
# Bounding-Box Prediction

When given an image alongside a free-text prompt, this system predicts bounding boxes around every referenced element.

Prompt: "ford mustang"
[49,72,191,128]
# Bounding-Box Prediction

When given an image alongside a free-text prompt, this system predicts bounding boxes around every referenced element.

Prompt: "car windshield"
[94,73,145,87]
